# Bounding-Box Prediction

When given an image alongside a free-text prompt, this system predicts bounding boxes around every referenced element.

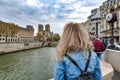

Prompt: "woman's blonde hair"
[56,22,93,60]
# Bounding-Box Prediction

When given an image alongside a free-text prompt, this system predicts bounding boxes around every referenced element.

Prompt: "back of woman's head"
[57,22,93,60]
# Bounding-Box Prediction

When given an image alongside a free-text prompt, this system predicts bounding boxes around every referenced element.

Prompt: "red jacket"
[93,39,105,52]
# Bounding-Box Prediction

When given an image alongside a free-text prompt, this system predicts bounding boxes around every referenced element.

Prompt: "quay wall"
[104,49,120,73]
[0,42,43,54]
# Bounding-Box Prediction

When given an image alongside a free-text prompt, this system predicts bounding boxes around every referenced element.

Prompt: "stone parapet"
[0,42,43,54]
[104,49,120,73]
[101,61,114,80]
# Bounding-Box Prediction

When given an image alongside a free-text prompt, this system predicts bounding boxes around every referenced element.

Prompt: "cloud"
[25,0,40,7]
[56,0,76,4]
[0,0,106,35]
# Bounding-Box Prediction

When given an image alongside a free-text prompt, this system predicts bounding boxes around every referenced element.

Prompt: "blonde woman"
[54,22,102,80]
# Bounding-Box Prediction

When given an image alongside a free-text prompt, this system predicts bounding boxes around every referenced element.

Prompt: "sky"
[0,0,106,36]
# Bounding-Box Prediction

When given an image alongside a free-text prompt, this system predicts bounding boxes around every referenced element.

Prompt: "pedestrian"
[54,22,102,80]
[92,36,105,61]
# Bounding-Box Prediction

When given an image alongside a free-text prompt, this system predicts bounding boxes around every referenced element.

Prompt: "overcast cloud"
[0,0,106,35]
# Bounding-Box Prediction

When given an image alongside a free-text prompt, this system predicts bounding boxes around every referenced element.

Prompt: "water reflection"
[0,47,56,80]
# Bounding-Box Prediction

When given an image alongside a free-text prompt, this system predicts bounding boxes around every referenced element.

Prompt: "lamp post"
[110,22,114,44]
[96,21,98,38]
[90,8,101,38]
[108,22,115,49]
[96,20,101,38]
[105,10,117,49]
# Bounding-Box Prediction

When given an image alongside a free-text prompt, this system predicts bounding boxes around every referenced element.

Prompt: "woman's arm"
[54,61,65,80]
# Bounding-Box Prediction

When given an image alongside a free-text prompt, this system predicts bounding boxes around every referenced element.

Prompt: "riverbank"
[0,42,43,54]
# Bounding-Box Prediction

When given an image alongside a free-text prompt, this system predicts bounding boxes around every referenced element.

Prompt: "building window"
[110,0,113,6]
[3,35,6,37]
[114,0,116,4]
[107,3,109,9]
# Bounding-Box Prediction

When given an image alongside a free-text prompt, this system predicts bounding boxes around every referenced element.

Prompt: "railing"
[104,49,120,73]
[101,61,114,80]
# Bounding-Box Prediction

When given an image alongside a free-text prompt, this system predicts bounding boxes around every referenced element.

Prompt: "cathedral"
[38,24,53,41]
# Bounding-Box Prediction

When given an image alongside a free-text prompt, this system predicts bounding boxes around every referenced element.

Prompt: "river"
[0,47,56,80]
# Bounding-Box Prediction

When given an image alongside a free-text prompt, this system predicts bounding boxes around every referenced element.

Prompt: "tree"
[46,37,52,41]
[9,24,20,37]
[0,21,20,42]
[36,33,43,41]
[0,21,20,36]
[52,33,60,41]
[0,21,6,34]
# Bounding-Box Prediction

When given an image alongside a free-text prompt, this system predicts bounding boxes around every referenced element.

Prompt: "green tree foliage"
[0,21,20,36]
[52,33,60,41]
[9,23,20,37]
[0,21,6,34]
[36,33,43,40]
[46,37,52,41]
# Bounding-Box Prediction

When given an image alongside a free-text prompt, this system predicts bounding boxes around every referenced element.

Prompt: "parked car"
[114,43,120,50]
[107,43,120,50]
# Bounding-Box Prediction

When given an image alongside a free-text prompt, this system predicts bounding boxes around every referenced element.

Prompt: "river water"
[0,47,56,80]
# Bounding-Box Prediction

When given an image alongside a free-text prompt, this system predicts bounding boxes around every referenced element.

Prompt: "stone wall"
[101,61,114,80]
[0,42,43,54]
[104,49,120,73]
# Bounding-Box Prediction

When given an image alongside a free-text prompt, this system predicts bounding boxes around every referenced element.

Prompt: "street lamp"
[96,20,101,38]
[90,8,101,38]
[96,21,98,38]
[105,9,117,49]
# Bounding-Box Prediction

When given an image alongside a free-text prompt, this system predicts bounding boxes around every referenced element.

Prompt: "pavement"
[112,71,120,80]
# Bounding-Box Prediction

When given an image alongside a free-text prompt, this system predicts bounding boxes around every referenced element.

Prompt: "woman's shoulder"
[91,51,97,56]
[62,51,98,62]
[90,51,98,59]
[63,52,86,62]
[92,51,99,57]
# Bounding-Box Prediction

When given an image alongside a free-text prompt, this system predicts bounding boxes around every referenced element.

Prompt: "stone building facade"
[16,25,34,42]
[83,8,101,40]
[0,21,34,43]
[84,0,120,43]
[83,16,94,40]
[100,0,120,43]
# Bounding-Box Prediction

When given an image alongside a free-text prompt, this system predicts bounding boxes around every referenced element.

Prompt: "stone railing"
[101,61,114,80]
[104,49,120,73]
[0,42,43,54]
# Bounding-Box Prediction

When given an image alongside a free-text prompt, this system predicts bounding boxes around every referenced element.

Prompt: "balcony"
[114,27,119,31]
[101,29,110,33]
